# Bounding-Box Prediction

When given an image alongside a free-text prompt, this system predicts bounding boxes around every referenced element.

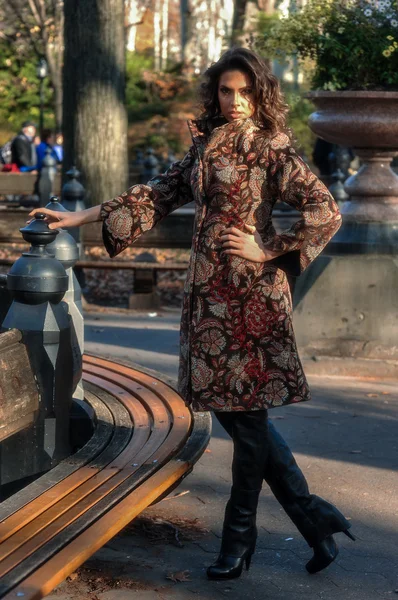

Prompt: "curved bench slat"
[0,387,133,548]
[83,363,171,429]
[0,390,114,523]
[0,390,115,532]
[83,356,192,457]
[0,357,211,599]
[84,355,191,421]
[0,378,156,570]
[2,408,211,600]
[83,365,172,464]
[0,367,188,581]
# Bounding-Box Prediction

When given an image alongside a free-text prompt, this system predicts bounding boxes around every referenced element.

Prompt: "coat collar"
[187,117,228,158]
[187,116,261,154]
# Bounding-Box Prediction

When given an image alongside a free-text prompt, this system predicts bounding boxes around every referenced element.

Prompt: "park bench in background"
[0,172,61,200]
[0,348,210,600]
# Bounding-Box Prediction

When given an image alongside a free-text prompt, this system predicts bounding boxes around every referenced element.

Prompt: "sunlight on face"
[217,70,255,123]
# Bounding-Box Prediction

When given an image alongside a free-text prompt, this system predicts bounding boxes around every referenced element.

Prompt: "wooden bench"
[0,351,211,600]
[0,173,61,198]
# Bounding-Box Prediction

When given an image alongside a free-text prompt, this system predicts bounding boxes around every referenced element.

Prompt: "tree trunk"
[161,0,169,71]
[180,0,192,69]
[47,49,63,132]
[230,0,247,45]
[53,72,63,133]
[153,0,161,71]
[63,0,128,205]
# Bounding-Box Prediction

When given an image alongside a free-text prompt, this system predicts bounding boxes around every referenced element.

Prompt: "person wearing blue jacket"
[36,129,60,171]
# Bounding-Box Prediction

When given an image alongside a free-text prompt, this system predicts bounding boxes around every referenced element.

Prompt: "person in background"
[53,132,63,163]
[36,129,60,171]
[10,121,38,172]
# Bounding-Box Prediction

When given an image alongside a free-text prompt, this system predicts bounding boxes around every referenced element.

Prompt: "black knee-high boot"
[215,415,355,574]
[207,410,269,580]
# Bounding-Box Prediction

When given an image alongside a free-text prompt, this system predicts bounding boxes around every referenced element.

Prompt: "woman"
[31,48,354,580]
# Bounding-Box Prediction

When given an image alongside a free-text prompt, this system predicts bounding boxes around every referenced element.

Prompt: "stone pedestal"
[293,254,398,361]
[128,291,161,311]
[296,91,398,363]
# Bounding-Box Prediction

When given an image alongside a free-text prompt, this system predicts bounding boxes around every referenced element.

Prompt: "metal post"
[129,252,160,310]
[1,214,72,485]
[38,148,58,207]
[36,58,48,139]
[61,166,86,245]
[46,196,84,402]
[61,166,86,290]
[39,78,44,139]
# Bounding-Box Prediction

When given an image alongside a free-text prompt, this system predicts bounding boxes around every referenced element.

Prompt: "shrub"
[254,0,398,91]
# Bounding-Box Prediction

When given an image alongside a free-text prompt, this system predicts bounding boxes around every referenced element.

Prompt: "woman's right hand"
[28,204,102,229]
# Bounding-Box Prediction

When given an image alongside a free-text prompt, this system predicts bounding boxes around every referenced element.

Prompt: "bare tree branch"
[8,0,42,56]
[34,0,47,25]
[125,18,144,31]
[27,0,42,26]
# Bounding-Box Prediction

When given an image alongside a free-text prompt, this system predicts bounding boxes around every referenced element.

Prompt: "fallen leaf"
[366,393,379,398]
[166,570,191,583]
[204,448,212,453]
[160,490,190,501]
[67,572,79,582]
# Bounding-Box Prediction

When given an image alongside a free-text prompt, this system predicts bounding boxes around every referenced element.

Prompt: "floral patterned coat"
[100,118,341,412]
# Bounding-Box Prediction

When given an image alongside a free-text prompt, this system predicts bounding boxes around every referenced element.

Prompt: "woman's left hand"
[220,224,281,262]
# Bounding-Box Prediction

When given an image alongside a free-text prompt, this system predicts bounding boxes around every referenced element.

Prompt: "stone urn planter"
[292,91,398,364]
[307,91,398,253]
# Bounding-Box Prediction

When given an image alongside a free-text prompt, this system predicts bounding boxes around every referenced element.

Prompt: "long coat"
[100,118,341,413]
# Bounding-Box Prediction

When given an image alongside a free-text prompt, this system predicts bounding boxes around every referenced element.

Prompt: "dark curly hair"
[198,48,290,136]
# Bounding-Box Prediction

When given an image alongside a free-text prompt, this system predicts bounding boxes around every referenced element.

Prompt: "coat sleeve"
[264,133,342,276]
[100,147,196,258]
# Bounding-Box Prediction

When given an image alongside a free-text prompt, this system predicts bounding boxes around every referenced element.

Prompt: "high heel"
[344,529,356,541]
[245,550,253,571]
[207,541,255,580]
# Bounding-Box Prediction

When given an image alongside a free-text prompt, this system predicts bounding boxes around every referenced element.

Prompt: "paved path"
[47,309,398,600]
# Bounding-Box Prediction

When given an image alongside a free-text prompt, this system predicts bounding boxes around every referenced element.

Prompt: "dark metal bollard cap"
[62,166,85,201]
[47,229,79,269]
[46,195,68,212]
[8,214,68,305]
[20,213,58,246]
[45,196,79,268]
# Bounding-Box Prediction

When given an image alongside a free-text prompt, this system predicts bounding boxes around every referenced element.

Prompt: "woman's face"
[217,70,255,122]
